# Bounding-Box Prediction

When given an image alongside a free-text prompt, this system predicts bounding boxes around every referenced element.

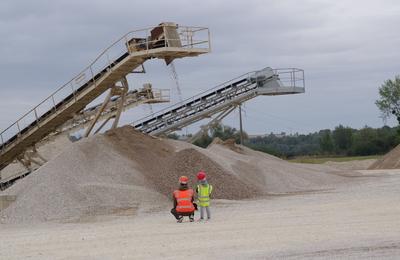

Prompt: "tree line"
[247,125,399,158]
[174,123,399,158]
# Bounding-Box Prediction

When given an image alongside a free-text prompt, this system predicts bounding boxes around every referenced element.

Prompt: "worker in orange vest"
[171,176,196,223]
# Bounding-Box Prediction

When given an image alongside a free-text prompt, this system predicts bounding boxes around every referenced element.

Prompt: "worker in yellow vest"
[196,171,213,220]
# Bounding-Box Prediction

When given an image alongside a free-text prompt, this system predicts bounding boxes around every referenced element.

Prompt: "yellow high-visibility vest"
[197,184,213,207]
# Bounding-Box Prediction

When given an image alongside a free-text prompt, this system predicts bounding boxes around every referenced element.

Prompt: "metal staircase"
[132,67,304,136]
[0,22,210,172]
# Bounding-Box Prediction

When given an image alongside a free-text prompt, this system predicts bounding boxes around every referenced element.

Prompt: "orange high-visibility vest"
[173,189,195,213]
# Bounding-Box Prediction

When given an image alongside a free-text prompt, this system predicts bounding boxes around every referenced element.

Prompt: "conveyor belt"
[132,67,305,136]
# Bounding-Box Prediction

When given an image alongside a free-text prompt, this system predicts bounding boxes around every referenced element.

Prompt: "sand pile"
[1,126,347,224]
[368,145,400,169]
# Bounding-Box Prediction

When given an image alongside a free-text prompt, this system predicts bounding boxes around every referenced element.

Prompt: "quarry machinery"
[132,67,305,140]
[0,22,210,175]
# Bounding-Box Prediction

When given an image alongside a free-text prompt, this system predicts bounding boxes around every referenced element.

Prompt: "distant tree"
[351,126,378,155]
[332,125,353,154]
[376,125,400,150]
[319,130,334,154]
[376,76,400,123]
[246,143,282,157]
[192,123,248,148]
[209,123,248,143]
[193,133,213,148]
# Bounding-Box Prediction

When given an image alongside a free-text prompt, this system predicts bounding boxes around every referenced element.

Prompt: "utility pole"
[239,105,243,145]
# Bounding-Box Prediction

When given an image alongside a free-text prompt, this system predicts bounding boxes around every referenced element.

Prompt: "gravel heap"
[204,142,346,194]
[0,129,169,224]
[1,126,346,224]
[0,127,260,224]
[104,127,262,199]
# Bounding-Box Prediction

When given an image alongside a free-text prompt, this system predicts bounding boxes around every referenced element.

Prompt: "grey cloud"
[1,0,400,134]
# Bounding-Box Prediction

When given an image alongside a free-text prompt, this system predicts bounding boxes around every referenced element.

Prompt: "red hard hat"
[197,171,206,180]
[179,176,189,184]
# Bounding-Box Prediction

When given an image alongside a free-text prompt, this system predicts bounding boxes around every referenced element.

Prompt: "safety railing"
[0,24,210,152]
[273,68,305,89]
[151,89,171,102]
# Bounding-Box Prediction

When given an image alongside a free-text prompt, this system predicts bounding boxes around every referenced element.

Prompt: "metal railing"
[151,89,171,102]
[273,68,305,89]
[0,24,210,152]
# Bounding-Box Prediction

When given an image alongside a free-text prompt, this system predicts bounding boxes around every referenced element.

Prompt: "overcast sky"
[1,0,400,137]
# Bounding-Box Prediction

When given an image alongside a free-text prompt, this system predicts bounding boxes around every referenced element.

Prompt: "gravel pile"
[204,142,346,194]
[368,144,400,169]
[163,148,261,199]
[0,130,169,224]
[104,127,262,199]
[1,126,346,224]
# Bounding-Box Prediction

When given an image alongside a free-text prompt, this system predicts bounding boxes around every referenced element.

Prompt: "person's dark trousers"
[170,208,194,220]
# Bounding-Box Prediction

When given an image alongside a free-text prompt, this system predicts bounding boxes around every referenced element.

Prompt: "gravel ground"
[325,159,376,170]
[1,169,399,259]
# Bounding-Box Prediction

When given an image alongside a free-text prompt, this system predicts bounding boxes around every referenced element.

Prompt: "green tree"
[376,76,400,123]
[332,125,353,154]
[319,130,334,154]
[351,126,378,155]
[193,133,213,148]
[192,123,248,148]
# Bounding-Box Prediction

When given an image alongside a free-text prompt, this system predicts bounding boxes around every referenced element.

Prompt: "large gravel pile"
[0,131,169,224]
[104,127,262,199]
[1,126,346,224]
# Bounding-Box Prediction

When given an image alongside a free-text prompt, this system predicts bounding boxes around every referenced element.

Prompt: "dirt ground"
[1,169,399,259]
